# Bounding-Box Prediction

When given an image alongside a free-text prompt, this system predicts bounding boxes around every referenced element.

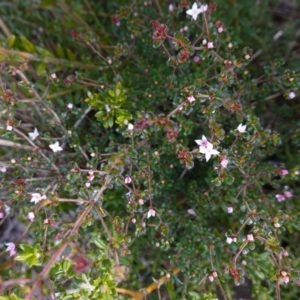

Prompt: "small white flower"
[208,275,214,282]
[199,142,219,162]
[28,212,35,222]
[51,73,57,79]
[29,128,39,141]
[195,135,209,148]
[207,42,214,49]
[49,141,63,153]
[138,199,144,205]
[288,92,296,99]
[128,123,134,130]
[186,2,207,21]
[237,123,247,133]
[67,103,73,109]
[147,208,156,218]
[6,125,13,131]
[31,193,46,204]
[131,218,136,224]
[168,4,174,11]
[226,237,233,244]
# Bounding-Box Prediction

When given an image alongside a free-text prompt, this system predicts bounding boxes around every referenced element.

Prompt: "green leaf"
[66,48,76,61]
[92,238,107,250]
[36,62,47,76]
[56,44,65,58]
[20,36,36,53]
[6,35,16,49]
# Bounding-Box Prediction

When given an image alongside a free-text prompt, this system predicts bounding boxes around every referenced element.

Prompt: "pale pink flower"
[193,56,200,63]
[195,135,209,148]
[221,158,229,168]
[288,92,296,99]
[138,199,144,205]
[187,208,196,215]
[28,212,35,222]
[5,242,16,256]
[87,172,95,181]
[147,208,156,218]
[283,191,292,198]
[280,169,289,176]
[31,193,46,204]
[125,176,132,184]
[207,42,214,49]
[67,103,73,109]
[208,275,214,282]
[187,95,195,103]
[0,212,4,219]
[227,206,233,213]
[85,182,91,188]
[0,166,7,173]
[247,234,254,242]
[6,125,13,131]
[276,194,286,202]
[199,142,219,162]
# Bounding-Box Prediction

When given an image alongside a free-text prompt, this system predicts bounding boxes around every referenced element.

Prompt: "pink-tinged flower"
[0,211,4,219]
[276,194,286,202]
[280,271,289,284]
[138,199,144,205]
[28,212,35,222]
[280,169,289,176]
[208,275,214,282]
[247,234,254,242]
[195,135,209,148]
[5,242,16,256]
[6,125,13,131]
[186,2,207,21]
[0,166,7,173]
[168,4,174,11]
[28,128,39,141]
[227,206,233,213]
[85,182,91,188]
[193,56,200,63]
[87,171,95,181]
[125,176,132,184]
[30,193,46,204]
[199,142,219,162]
[187,208,196,216]
[147,208,156,218]
[187,95,195,103]
[221,158,229,168]
[288,92,296,99]
[237,123,247,133]
[131,218,136,224]
[67,103,73,109]
[218,27,224,33]
[49,141,63,153]
[207,42,214,49]
[283,191,292,198]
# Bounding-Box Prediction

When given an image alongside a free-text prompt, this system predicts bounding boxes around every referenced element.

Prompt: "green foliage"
[0,0,299,299]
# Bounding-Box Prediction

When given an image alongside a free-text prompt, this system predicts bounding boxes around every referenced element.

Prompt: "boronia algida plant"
[0,1,299,299]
